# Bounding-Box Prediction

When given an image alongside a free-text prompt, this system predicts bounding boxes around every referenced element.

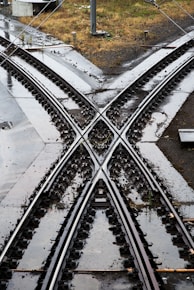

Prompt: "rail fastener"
[12,269,45,273]
[140,45,177,49]
[183,218,194,223]
[72,269,132,273]
[156,268,194,273]
[72,268,194,273]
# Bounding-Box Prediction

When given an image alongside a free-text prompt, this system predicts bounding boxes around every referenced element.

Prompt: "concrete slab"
[178,129,194,143]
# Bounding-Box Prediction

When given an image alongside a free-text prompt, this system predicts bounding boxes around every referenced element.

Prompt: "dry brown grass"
[20,0,194,67]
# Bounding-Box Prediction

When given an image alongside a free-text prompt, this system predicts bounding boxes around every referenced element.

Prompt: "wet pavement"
[139,72,194,201]
[0,12,194,289]
[0,78,63,246]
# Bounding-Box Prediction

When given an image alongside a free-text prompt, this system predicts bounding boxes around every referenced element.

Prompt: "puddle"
[138,208,187,268]
[72,210,135,289]
[78,210,124,271]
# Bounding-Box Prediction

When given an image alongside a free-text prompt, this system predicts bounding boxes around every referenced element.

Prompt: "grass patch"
[19,0,194,68]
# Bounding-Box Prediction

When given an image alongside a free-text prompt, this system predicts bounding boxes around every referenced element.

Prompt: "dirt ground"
[157,92,194,191]
[138,17,194,192]
[87,16,194,75]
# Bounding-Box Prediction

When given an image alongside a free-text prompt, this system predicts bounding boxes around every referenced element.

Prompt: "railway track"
[0,31,194,289]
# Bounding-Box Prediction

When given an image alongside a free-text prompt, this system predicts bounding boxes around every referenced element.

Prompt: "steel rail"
[44,169,102,290]
[126,56,194,126]
[8,38,194,288]
[44,168,160,290]
[101,35,194,114]
[0,33,192,150]
[0,39,191,270]
[35,104,161,288]
[24,47,178,288]
[38,53,189,289]
[97,54,194,256]
[92,56,194,190]
[0,47,110,267]
[119,56,194,250]
[0,54,82,140]
[39,143,160,288]
[0,35,98,113]
[0,52,99,265]
[69,53,194,189]
[20,36,194,286]
[0,55,73,262]
[94,55,194,253]
[1,35,194,289]
[0,32,193,125]
[112,140,194,250]
[106,174,160,290]
[0,51,107,281]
